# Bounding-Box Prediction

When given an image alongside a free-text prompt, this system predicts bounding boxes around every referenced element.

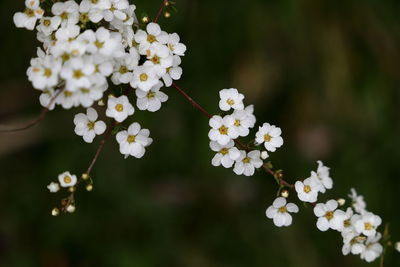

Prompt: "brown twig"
[0,88,63,133]
[154,0,168,23]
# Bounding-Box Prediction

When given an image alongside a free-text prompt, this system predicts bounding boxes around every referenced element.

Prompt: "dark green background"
[0,0,399,266]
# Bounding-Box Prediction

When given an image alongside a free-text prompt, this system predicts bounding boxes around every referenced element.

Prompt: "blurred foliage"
[1,0,400,266]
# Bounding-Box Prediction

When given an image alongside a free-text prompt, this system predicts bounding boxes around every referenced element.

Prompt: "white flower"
[266,197,299,227]
[135,23,169,53]
[208,115,239,146]
[295,177,320,203]
[167,33,187,56]
[47,182,60,193]
[74,108,106,143]
[143,43,173,77]
[209,140,240,168]
[58,171,77,187]
[395,242,400,253]
[76,79,108,108]
[39,89,57,110]
[313,200,345,231]
[27,54,62,90]
[349,188,367,214]
[218,88,244,111]
[60,57,95,92]
[111,50,138,85]
[130,66,159,92]
[116,122,153,158]
[103,0,129,22]
[354,212,382,237]
[80,27,124,57]
[13,0,44,30]
[36,16,61,36]
[55,90,80,109]
[162,55,183,87]
[105,95,135,122]
[360,233,383,262]
[310,160,333,193]
[233,150,263,176]
[51,0,79,26]
[342,231,366,256]
[255,123,283,152]
[135,82,168,112]
[231,108,256,137]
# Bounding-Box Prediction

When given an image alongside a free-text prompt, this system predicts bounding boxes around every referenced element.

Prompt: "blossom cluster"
[208,88,283,176]
[265,161,384,262]
[13,0,186,211]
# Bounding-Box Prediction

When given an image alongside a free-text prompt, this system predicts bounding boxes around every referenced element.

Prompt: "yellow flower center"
[147,34,157,43]
[119,66,128,74]
[87,121,95,130]
[95,40,104,49]
[242,157,251,164]
[73,70,84,79]
[234,119,241,127]
[43,68,52,78]
[24,8,35,17]
[218,125,228,135]
[151,56,160,64]
[64,176,72,184]
[278,206,287,213]
[324,211,334,221]
[61,53,70,62]
[115,104,124,112]
[147,91,156,99]
[303,185,311,193]
[127,135,136,143]
[264,134,272,142]
[43,19,51,27]
[64,91,73,97]
[219,148,229,155]
[80,88,90,94]
[364,222,373,230]
[80,13,89,23]
[227,99,235,106]
[140,73,148,82]
[60,12,69,20]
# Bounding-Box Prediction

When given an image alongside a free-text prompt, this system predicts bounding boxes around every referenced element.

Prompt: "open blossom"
[27,53,62,90]
[295,177,320,203]
[47,182,60,193]
[208,115,239,146]
[360,233,383,262]
[106,95,134,122]
[135,22,169,54]
[255,123,283,152]
[231,107,256,137]
[37,16,61,36]
[233,150,263,176]
[60,57,95,92]
[130,66,159,92]
[266,197,299,227]
[116,122,153,159]
[135,82,168,112]
[167,33,187,56]
[209,140,240,168]
[58,171,77,187]
[162,55,182,87]
[13,0,44,30]
[353,212,382,237]
[51,0,79,26]
[310,161,333,193]
[313,200,345,231]
[74,108,106,143]
[219,88,244,111]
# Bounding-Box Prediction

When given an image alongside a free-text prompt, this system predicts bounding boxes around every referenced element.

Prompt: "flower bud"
[86,184,93,192]
[66,205,76,213]
[261,151,269,160]
[51,208,60,216]
[281,189,289,198]
[337,198,346,206]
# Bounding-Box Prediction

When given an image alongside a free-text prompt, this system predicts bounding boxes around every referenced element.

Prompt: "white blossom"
[353,212,382,237]
[233,150,263,176]
[209,140,240,168]
[74,108,106,143]
[208,115,239,146]
[116,122,153,159]
[266,197,299,227]
[135,82,168,112]
[295,177,320,203]
[58,171,77,187]
[255,123,283,152]
[105,95,134,122]
[13,0,44,30]
[219,88,244,111]
[313,200,345,231]
[47,182,60,193]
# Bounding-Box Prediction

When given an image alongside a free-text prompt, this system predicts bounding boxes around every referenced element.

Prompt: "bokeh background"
[0,0,399,266]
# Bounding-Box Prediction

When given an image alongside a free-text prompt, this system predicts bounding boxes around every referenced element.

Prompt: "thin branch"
[172,82,212,118]
[0,89,63,133]
[154,0,168,23]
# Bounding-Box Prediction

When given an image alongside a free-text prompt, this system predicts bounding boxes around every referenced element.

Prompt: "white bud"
[261,151,269,160]
[66,205,76,213]
[337,198,346,206]
[395,242,400,253]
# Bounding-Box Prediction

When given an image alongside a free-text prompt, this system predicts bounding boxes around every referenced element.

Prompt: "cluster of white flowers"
[264,160,384,263]
[208,88,283,176]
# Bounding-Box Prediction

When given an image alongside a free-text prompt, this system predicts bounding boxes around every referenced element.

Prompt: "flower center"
[219,148,229,155]
[127,135,136,143]
[218,125,228,135]
[147,34,157,43]
[227,99,235,106]
[91,0,99,3]
[64,91,73,97]
[364,222,373,230]
[43,68,52,78]
[64,176,71,184]
[119,66,128,74]
[60,12,69,20]
[115,104,124,112]
[147,91,156,99]
[95,40,104,49]
[344,219,351,228]
[24,8,35,17]
[278,206,287,213]
[80,13,89,23]
[324,211,334,221]
[61,53,70,62]
[87,121,95,130]
[80,88,90,94]
[43,19,51,27]
[264,134,272,142]
[234,119,241,127]
[73,70,84,79]
[151,56,160,64]
[168,43,175,51]
[242,157,251,164]
[303,185,311,193]
[140,73,148,82]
